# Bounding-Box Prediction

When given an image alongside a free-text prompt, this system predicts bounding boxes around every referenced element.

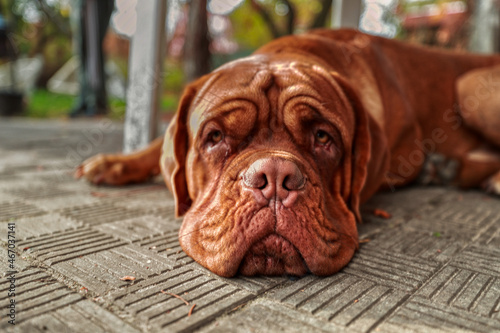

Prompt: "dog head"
[161,53,371,277]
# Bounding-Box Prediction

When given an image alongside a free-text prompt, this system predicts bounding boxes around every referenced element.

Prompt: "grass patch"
[24,89,177,119]
[26,89,75,118]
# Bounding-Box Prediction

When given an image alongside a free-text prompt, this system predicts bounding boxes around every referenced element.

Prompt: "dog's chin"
[238,234,309,276]
[179,185,357,278]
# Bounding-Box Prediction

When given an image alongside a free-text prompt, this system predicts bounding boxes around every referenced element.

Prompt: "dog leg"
[457,65,500,148]
[74,136,164,185]
[456,147,500,195]
[455,65,500,195]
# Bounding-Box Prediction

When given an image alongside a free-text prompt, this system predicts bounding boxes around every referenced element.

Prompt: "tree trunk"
[184,0,210,83]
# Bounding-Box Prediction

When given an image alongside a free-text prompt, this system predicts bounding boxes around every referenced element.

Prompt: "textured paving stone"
[218,275,288,295]
[450,245,500,277]
[6,185,74,200]
[17,227,127,265]
[136,230,194,265]
[94,215,181,243]
[2,119,500,332]
[474,223,500,248]
[406,195,500,240]
[367,228,466,263]
[199,299,344,333]
[50,244,176,296]
[110,187,176,214]
[13,213,84,240]
[0,201,46,221]
[0,267,83,328]
[109,265,254,332]
[59,202,147,226]
[416,265,500,319]
[343,246,439,292]
[266,272,409,330]
[361,187,447,219]
[10,300,141,333]
[22,172,76,184]
[29,194,102,211]
[378,298,500,333]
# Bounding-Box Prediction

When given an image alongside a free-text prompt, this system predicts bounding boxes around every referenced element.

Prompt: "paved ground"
[0,118,499,333]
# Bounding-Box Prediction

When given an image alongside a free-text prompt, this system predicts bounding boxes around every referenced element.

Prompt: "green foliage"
[163,60,185,93]
[25,89,75,118]
[229,0,332,52]
[399,0,466,13]
[160,93,180,114]
[108,98,127,119]
[230,1,273,51]
[25,89,177,119]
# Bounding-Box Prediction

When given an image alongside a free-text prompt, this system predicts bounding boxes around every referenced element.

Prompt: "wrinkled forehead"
[192,54,339,108]
[188,53,354,140]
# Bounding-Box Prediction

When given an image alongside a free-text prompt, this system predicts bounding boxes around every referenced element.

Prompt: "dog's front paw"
[482,171,500,196]
[75,154,142,185]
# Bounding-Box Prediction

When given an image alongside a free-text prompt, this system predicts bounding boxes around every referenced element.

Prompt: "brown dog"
[76,29,500,277]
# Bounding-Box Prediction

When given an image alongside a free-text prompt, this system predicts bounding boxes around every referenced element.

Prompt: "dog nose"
[243,158,306,202]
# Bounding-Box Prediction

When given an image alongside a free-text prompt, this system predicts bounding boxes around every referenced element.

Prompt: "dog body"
[77,29,500,277]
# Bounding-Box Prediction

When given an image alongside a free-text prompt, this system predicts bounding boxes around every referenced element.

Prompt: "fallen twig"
[160,290,189,306]
[120,276,136,281]
[373,209,391,219]
[188,304,196,317]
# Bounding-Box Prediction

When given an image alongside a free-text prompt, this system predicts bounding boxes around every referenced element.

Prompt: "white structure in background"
[47,57,126,99]
[122,0,167,153]
[360,0,398,38]
[332,0,363,29]
[121,0,384,152]
[469,0,499,53]
[0,56,43,93]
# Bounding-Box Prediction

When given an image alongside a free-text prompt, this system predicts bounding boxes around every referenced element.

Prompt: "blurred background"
[0,0,498,119]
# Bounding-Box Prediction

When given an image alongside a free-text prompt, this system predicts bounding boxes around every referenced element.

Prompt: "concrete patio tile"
[108,265,254,332]
[1,119,500,332]
[58,202,148,226]
[0,200,46,222]
[265,272,409,331]
[49,244,177,296]
[406,194,500,241]
[10,213,84,240]
[199,298,345,333]
[10,300,141,333]
[365,227,467,263]
[135,229,194,266]
[450,244,500,277]
[342,246,439,292]
[93,214,181,243]
[0,267,84,329]
[16,227,128,265]
[416,265,500,318]
[377,298,500,333]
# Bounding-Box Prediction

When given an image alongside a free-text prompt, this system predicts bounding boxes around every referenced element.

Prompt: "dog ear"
[331,73,372,223]
[161,81,202,217]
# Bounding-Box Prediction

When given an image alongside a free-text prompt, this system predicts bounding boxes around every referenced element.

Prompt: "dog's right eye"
[208,130,224,145]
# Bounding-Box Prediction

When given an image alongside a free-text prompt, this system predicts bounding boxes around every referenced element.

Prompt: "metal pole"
[123,0,167,153]
[331,0,363,29]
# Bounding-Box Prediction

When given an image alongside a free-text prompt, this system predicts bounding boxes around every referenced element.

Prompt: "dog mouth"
[238,234,309,276]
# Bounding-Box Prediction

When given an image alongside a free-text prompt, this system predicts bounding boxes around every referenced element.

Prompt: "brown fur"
[76,29,500,277]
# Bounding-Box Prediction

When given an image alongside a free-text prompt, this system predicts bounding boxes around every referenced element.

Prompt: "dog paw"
[482,172,500,196]
[74,154,139,185]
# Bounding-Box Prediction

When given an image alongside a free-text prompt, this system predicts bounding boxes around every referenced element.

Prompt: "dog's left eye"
[315,130,330,145]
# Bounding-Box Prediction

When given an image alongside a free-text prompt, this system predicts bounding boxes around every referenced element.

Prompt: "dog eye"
[209,130,223,144]
[315,130,330,145]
